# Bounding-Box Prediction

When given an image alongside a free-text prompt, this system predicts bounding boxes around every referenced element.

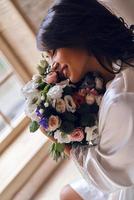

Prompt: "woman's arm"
[70,93,134,193]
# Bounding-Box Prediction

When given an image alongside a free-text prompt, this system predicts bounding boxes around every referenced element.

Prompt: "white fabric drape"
[70,63,134,199]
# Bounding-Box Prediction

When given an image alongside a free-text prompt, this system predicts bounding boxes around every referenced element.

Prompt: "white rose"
[47,85,63,100]
[55,99,66,113]
[25,100,39,121]
[54,130,71,143]
[64,95,76,113]
[22,80,39,98]
[85,125,98,142]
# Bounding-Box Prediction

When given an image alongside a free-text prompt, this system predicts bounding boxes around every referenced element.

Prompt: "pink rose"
[45,71,58,84]
[78,88,87,97]
[69,128,84,142]
[90,88,98,96]
[72,93,85,107]
[48,115,61,131]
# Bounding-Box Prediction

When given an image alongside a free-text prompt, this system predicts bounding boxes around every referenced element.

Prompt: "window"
[0,51,25,142]
[0,2,60,199]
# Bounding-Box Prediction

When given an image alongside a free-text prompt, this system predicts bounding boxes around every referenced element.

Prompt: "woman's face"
[46,47,92,83]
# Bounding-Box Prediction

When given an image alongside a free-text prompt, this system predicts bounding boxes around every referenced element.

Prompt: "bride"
[36,0,134,199]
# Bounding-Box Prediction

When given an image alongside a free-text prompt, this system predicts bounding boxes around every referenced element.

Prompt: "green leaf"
[49,142,66,162]
[37,65,46,75]
[37,82,46,90]
[29,121,39,132]
[55,143,65,152]
[40,59,48,68]
[43,84,51,94]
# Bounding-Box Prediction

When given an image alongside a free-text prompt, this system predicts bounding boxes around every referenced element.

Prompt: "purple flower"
[39,117,48,129]
[36,108,42,117]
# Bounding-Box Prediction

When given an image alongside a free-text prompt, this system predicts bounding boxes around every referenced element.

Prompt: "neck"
[97,66,115,83]
[86,55,115,83]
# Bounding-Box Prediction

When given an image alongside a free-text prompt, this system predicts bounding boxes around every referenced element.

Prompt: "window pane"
[0,51,12,82]
[0,115,12,142]
[13,0,53,30]
[0,74,25,127]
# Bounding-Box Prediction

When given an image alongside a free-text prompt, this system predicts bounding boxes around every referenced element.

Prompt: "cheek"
[68,66,85,83]
[68,56,88,83]
[55,48,89,83]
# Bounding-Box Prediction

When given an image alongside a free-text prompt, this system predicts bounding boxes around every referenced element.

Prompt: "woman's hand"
[40,126,56,142]
[40,127,72,156]
[64,144,72,156]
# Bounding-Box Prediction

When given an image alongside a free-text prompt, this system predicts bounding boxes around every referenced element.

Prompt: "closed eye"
[52,49,56,56]
[48,49,56,55]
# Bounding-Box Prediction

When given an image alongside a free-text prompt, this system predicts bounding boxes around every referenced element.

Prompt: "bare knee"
[60,184,83,200]
[60,185,70,200]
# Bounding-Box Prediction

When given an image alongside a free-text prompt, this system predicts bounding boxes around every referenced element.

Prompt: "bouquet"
[22,54,106,161]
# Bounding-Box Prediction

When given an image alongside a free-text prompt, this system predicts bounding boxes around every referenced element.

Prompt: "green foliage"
[37,82,47,90]
[29,121,39,132]
[43,84,51,94]
[37,55,50,75]
[49,142,68,162]
[40,59,48,68]
[37,65,46,75]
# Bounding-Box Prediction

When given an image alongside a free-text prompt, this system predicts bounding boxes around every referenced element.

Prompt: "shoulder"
[99,92,134,152]
[99,66,134,133]
[99,92,134,131]
[105,93,134,123]
[101,65,134,111]
[108,66,134,94]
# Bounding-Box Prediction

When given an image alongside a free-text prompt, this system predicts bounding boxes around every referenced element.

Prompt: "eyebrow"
[46,50,56,61]
[50,49,56,55]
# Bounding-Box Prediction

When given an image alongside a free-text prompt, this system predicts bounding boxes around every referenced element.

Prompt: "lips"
[61,65,69,79]
[56,68,68,82]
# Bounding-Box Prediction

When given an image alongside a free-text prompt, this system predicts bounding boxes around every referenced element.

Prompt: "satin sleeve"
[70,93,134,194]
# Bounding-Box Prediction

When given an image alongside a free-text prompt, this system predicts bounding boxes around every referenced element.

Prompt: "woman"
[36,0,134,199]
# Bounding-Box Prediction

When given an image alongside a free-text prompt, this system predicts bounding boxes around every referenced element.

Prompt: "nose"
[51,62,68,74]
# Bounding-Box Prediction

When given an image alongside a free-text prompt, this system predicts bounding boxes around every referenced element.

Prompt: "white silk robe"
[70,63,134,200]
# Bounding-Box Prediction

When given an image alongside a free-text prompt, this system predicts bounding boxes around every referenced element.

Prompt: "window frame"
[0,35,31,152]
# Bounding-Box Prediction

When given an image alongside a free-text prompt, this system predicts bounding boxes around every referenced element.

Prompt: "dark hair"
[36,0,134,74]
